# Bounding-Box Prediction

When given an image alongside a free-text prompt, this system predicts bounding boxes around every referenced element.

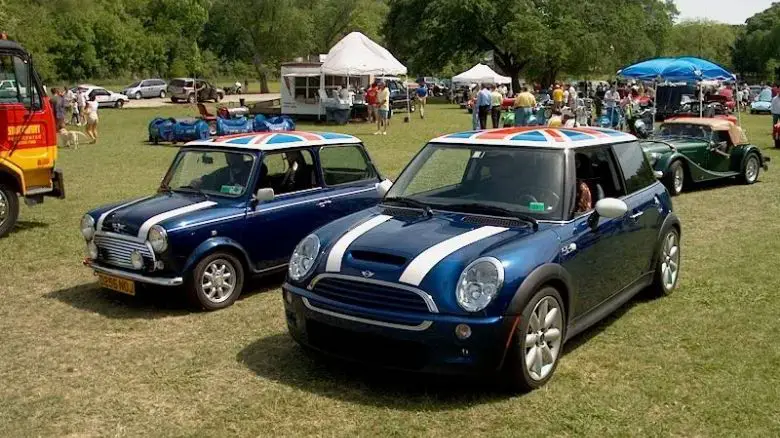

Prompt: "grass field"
[1,102,779,437]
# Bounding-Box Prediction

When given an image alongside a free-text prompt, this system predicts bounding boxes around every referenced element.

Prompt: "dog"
[57,128,91,149]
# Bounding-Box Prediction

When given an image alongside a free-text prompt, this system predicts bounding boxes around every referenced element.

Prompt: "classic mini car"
[641,117,769,196]
[282,127,681,391]
[81,131,389,310]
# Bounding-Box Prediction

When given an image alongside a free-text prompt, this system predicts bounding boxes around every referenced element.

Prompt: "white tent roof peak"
[321,32,407,76]
[452,63,511,84]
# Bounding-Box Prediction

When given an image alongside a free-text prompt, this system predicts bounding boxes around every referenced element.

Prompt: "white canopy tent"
[452,63,512,87]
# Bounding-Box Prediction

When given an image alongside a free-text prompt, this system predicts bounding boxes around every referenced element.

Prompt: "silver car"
[123,79,167,100]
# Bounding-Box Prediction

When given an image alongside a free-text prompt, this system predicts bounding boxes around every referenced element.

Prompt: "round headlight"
[649,152,660,165]
[288,234,320,281]
[81,214,95,240]
[456,257,504,312]
[130,250,144,270]
[87,240,99,260]
[148,225,168,253]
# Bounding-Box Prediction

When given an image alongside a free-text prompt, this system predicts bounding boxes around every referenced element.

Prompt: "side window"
[0,55,40,109]
[611,142,656,194]
[572,146,626,217]
[258,149,317,195]
[319,145,376,185]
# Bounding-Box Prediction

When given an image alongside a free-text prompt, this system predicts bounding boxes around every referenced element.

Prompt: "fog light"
[130,250,144,270]
[87,241,99,260]
[455,323,472,340]
[284,290,293,304]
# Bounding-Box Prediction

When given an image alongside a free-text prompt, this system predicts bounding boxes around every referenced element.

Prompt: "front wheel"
[740,153,760,184]
[503,287,566,392]
[135,91,142,100]
[159,90,166,99]
[649,227,681,297]
[0,184,19,237]
[115,100,124,109]
[663,160,685,196]
[188,252,245,311]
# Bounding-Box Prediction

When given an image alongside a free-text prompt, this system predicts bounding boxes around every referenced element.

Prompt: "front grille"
[350,250,407,266]
[94,234,154,269]
[311,277,432,313]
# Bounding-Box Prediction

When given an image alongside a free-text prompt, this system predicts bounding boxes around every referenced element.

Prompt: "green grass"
[1,102,780,436]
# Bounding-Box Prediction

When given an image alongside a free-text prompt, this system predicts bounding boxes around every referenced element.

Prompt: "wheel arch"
[505,263,575,324]
[0,167,23,194]
[182,237,252,276]
[649,212,681,271]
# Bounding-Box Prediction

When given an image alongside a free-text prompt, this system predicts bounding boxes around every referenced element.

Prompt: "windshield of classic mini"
[658,123,712,141]
[386,143,566,219]
[163,149,256,198]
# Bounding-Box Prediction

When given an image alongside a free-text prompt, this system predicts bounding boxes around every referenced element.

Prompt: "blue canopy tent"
[617,57,738,121]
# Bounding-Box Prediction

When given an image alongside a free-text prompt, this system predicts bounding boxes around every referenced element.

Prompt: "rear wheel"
[740,153,760,184]
[663,160,684,196]
[503,287,565,392]
[159,90,166,98]
[188,94,196,104]
[215,93,223,102]
[188,251,245,311]
[0,184,19,238]
[135,91,142,100]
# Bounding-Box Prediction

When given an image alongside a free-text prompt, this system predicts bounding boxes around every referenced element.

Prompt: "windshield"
[758,89,772,102]
[170,79,192,88]
[386,143,565,220]
[127,82,140,88]
[0,54,40,108]
[165,150,255,197]
[658,123,712,141]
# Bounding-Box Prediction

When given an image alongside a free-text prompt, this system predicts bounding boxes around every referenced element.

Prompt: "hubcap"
[673,166,684,193]
[524,296,563,381]
[745,157,758,182]
[0,189,7,225]
[660,232,680,291]
[201,259,236,303]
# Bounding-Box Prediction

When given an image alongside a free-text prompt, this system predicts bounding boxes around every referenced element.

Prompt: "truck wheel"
[663,160,685,196]
[188,251,245,311]
[0,184,19,237]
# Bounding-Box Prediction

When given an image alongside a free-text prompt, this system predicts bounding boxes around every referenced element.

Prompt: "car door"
[705,128,733,173]
[138,80,150,98]
[244,149,334,270]
[317,143,382,220]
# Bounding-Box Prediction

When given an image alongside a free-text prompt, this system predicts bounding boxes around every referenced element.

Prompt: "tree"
[310,0,389,54]
[732,3,780,81]
[667,20,737,69]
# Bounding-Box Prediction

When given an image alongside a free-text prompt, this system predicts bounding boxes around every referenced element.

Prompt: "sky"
[674,0,775,24]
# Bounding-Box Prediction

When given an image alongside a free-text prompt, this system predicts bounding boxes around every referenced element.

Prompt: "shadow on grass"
[1,221,49,238]
[44,272,285,319]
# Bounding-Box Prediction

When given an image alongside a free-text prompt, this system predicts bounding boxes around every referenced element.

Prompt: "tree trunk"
[259,73,269,94]
[252,54,270,94]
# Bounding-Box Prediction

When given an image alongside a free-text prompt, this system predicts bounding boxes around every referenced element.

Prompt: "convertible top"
[662,117,748,145]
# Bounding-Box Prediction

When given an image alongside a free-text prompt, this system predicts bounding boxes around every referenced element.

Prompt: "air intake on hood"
[461,215,523,228]
[350,250,407,266]
[380,206,424,219]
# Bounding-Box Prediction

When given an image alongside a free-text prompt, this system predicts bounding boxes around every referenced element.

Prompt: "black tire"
[663,160,684,196]
[115,100,124,109]
[188,94,196,104]
[649,227,681,297]
[502,286,566,392]
[0,183,19,238]
[135,91,142,100]
[208,121,217,136]
[740,153,760,184]
[171,97,179,103]
[215,93,223,102]
[188,251,245,311]
[159,90,166,98]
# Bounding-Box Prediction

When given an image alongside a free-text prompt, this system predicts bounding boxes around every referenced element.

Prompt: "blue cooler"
[172,119,210,142]
[148,117,176,144]
[254,115,296,132]
[216,117,254,136]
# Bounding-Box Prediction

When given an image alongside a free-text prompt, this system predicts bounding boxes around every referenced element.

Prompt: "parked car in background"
[81,131,389,310]
[168,78,224,104]
[73,84,129,108]
[641,117,769,195]
[0,79,27,99]
[123,79,167,99]
[376,76,415,113]
[283,127,681,391]
[750,88,772,114]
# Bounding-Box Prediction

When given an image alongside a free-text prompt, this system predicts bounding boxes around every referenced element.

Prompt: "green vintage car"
[640,117,770,196]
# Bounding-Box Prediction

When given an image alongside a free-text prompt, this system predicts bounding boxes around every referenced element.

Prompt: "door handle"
[316,200,332,207]
[630,211,644,219]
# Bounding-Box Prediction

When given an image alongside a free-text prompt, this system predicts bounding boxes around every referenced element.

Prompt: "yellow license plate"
[98,274,136,296]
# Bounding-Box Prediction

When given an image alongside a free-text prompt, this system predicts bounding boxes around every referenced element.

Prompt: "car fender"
[182,236,252,274]
[732,144,766,170]
[655,150,687,173]
[504,263,575,320]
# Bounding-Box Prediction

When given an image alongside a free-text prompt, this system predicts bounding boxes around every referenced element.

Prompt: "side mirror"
[595,198,628,218]
[254,188,274,203]
[376,179,393,197]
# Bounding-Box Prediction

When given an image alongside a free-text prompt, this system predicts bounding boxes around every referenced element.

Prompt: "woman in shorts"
[84,95,99,143]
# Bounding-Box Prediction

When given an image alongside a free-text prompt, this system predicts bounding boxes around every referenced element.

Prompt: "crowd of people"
[51,87,99,143]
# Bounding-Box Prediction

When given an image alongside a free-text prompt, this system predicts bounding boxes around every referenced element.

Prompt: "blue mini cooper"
[282,127,682,391]
[81,131,389,310]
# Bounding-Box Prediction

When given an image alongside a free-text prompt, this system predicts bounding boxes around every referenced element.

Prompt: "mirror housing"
[376,179,393,197]
[254,188,274,203]
[595,198,628,218]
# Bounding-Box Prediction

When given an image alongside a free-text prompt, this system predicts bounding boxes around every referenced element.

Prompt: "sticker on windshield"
[220,185,243,195]
[529,202,545,212]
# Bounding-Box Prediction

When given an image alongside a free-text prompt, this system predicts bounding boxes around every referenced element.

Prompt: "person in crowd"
[547,109,563,127]
[365,82,378,123]
[375,81,390,135]
[84,94,99,143]
[52,88,67,130]
[594,83,605,118]
[771,92,780,127]
[499,84,508,97]
[567,82,577,110]
[604,83,620,117]
[69,95,80,126]
[416,81,428,119]
[552,84,564,111]
[476,83,492,129]
[76,88,87,125]
[513,86,536,127]
[490,85,502,128]
[64,87,75,124]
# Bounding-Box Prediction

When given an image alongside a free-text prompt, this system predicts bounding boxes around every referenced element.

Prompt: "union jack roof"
[185,131,361,151]
[432,127,636,148]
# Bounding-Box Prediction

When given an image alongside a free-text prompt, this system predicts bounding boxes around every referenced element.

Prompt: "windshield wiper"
[177,185,210,201]
[443,203,539,231]
[383,197,434,217]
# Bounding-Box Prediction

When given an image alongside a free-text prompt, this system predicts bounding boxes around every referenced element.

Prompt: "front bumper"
[282,282,516,375]
[84,259,183,286]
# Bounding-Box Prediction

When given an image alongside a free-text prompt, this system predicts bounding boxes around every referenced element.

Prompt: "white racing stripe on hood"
[96,196,154,231]
[325,214,393,272]
[137,201,218,239]
[399,226,508,286]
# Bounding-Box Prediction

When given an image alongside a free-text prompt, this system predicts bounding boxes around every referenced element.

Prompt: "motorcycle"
[627,107,654,139]
[225,82,243,95]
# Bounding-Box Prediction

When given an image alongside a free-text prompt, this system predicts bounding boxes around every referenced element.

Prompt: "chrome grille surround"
[93,232,156,270]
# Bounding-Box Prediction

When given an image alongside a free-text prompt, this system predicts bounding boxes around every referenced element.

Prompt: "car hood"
[90,192,238,239]
[312,208,560,313]
[640,137,707,154]
[752,101,771,108]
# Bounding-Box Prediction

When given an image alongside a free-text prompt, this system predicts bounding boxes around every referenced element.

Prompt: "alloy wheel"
[745,156,759,183]
[660,231,680,291]
[524,296,563,381]
[200,259,236,304]
[673,165,684,194]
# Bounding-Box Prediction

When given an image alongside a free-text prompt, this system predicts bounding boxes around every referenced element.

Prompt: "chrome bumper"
[84,260,183,286]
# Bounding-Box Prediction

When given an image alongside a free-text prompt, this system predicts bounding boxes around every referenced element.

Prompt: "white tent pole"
[699,81,703,118]
[653,79,658,132]
[736,76,742,126]
[406,74,411,123]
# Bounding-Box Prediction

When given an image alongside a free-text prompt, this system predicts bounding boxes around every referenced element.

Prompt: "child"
[70,98,80,126]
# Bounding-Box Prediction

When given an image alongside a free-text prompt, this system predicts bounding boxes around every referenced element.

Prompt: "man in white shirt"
[604,85,620,109]
[771,93,780,126]
[567,83,577,109]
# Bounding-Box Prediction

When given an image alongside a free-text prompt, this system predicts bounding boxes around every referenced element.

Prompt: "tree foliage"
[732,3,780,81]
[667,20,737,69]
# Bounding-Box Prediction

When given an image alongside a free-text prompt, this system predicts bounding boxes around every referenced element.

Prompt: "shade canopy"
[452,63,511,85]
[617,57,735,82]
[320,32,407,76]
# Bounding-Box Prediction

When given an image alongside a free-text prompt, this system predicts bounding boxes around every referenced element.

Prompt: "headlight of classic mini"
[456,257,504,312]
[649,152,661,165]
[81,214,95,240]
[147,225,168,253]
[288,234,320,281]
